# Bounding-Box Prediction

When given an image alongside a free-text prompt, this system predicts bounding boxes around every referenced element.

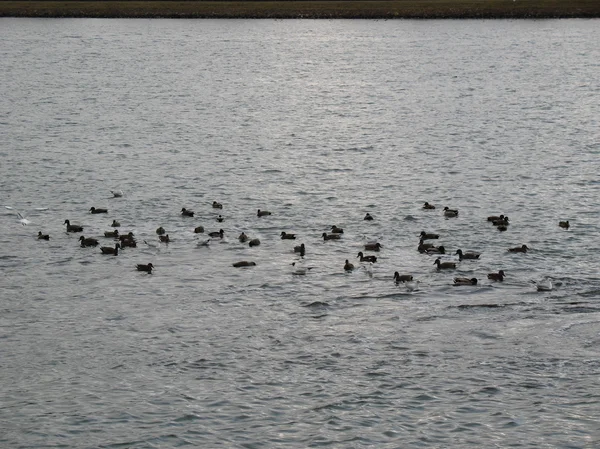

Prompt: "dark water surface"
[1,19,599,448]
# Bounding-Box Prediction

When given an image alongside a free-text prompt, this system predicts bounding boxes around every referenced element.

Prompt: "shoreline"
[1,1,599,19]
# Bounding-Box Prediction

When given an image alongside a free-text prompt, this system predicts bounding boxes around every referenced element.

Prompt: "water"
[1,18,599,448]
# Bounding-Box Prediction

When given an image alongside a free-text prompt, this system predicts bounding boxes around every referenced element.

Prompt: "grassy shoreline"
[1,0,599,19]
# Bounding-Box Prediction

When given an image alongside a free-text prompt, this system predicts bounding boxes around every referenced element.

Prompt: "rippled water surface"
[1,18,599,448]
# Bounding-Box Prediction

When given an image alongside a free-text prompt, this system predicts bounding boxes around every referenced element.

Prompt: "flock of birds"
[18,193,571,291]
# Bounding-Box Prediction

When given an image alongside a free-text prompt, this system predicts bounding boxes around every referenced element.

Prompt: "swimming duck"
[100,243,120,255]
[208,229,224,239]
[217,215,224,222]
[344,259,355,271]
[393,272,413,283]
[104,230,119,238]
[120,238,137,248]
[418,239,435,253]
[420,231,439,240]
[357,251,377,263]
[426,245,446,255]
[37,231,50,240]
[257,209,271,217]
[90,207,108,214]
[212,201,223,209]
[238,232,249,243]
[487,214,505,222]
[455,249,480,260]
[497,224,508,232]
[294,243,305,256]
[194,226,205,234]
[487,270,505,281]
[443,207,459,217]
[181,208,194,217]
[281,232,296,240]
[64,220,83,233]
[454,277,478,286]
[118,232,135,242]
[559,221,570,229]
[492,216,509,226]
[434,258,456,269]
[79,236,99,247]
[423,202,436,210]
[291,262,313,275]
[111,220,121,227]
[233,261,256,268]
[249,238,261,247]
[331,225,344,234]
[364,213,374,221]
[364,242,382,251]
[136,263,154,273]
[159,234,170,243]
[322,233,341,241]
[156,227,166,235]
[508,244,529,253]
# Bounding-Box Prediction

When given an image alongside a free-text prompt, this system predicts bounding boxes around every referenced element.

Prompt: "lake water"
[1,18,599,448]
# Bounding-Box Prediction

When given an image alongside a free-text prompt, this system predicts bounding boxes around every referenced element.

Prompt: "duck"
[357,251,377,263]
[455,249,480,260]
[454,277,478,286]
[291,262,313,275]
[418,239,435,253]
[322,232,341,241]
[364,242,382,251]
[118,232,135,242]
[136,263,154,273]
[156,226,166,235]
[492,216,509,226]
[79,236,99,247]
[216,215,224,222]
[487,214,505,222]
[159,234,170,243]
[434,258,456,270]
[423,202,436,210]
[426,245,446,255]
[487,270,505,281]
[181,208,194,217]
[111,220,121,227]
[257,209,271,217]
[208,229,224,239]
[420,231,439,240]
[212,201,223,209]
[194,226,204,234]
[364,213,374,221]
[393,272,414,283]
[104,230,119,238]
[100,243,120,255]
[64,220,83,233]
[238,232,249,243]
[294,243,305,256]
[249,238,261,247]
[559,220,570,229]
[497,224,508,232]
[233,261,256,268]
[90,207,108,214]
[120,238,137,248]
[281,232,296,240]
[331,225,344,234]
[37,231,50,240]
[344,259,355,271]
[508,244,529,253]
[443,207,459,217]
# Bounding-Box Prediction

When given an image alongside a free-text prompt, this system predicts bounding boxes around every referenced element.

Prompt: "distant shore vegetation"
[1,0,599,19]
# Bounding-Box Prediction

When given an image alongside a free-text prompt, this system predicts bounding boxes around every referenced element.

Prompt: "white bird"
[536,278,553,292]
[404,280,420,292]
[291,262,313,275]
[196,239,211,247]
[5,207,33,225]
[111,190,124,198]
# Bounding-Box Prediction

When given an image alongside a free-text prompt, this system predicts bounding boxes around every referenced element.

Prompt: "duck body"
[455,249,480,260]
[487,214,505,222]
[492,217,509,226]
[394,272,413,283]
[443,207,459,217]
[559,221,570,229]
[79,236,99,247]
[257,209,271,217]
[104,230,119,238]
[194,226,205,234]
[322,233,341,241]
[233,261,256,268]
[344,259,355,271]
[64,220,83,233]
[217,215,224,222]
[181,208,194,217]
[454,277,478,286]
[364,242,382,252]
[364,213,374,221]
[294,243,305,256]
[90,207,108,214]
[37,231,50,240]
[508,245,529,253]
[488,270,505,281]
[426,245,446,255]
[357,251,377,263]
[420,231,439,240]
[156,227,166,235]
[434,258,456,269]
[111,220,120,227]
[331,226,344,234]
[423,202,436,210]
[238,232,249,243]
[249,238,261,247]
[100,243,120,255]
[212,201,223,209]
[418,239,435,253]
[137,263,154,273]
[281,232,296,240]
[208,229,224,239]
[159,235,170,243]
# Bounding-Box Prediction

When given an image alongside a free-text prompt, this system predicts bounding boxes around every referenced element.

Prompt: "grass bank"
[1,0,599,19]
